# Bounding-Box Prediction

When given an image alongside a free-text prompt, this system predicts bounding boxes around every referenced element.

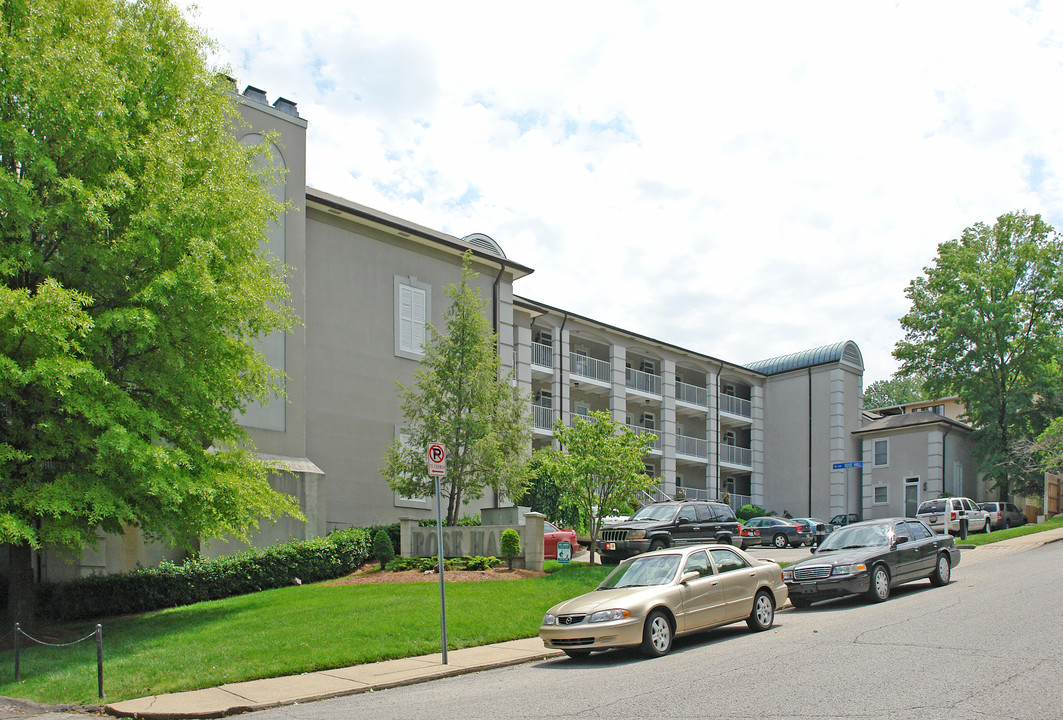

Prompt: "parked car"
[783,518,960,607]
[598,501,741,562]
[916,497,991,537]
[830,512,861,528]
[540,543,787,658]
[792,517,833,546]
[544,521,579,560]
[979,501,1027,531]
[740,517,813,548]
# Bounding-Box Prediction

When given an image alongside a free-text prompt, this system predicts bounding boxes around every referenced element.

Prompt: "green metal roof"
[745,341,863,376]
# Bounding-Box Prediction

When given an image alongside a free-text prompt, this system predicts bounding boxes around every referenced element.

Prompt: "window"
[874,486,888,504]
[683,551,713,578]
[710,548,748,573]
[395,276,431,360]
[906,521,932,540]
[678,505,697,523]
[874,439,888,466]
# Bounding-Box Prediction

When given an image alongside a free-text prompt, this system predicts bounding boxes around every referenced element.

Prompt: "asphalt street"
[237,541,1063,720]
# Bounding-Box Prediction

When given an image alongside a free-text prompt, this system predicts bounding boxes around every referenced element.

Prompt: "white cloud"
[183,0,1063,384]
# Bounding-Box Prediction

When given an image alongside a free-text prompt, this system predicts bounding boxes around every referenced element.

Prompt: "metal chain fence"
[12,623,103,699]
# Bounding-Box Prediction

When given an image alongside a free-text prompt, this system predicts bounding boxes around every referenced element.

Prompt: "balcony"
[570,353,611,383]
[625,424,661,451]
[676,434,708,460]
[719,443,752,468]
[531,341,552,369]
[675,380,708,408]
[531,404,554,433]
[626,367,662,396]
[720,393,751,419]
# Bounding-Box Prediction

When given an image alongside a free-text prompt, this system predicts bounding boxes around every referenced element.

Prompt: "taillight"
[950,511,957,521]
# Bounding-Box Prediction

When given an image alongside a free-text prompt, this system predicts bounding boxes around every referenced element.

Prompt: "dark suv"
[598,501,741,562]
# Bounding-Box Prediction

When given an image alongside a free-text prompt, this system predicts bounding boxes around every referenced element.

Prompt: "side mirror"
[680,571,700,584]
[895,535,909,546]
[810,546,817,554]
[677,517,692,525]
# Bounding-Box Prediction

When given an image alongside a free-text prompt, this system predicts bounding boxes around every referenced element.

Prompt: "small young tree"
[533,411,657,565]
[383,252,531,525]
[499,527,522,570]
[372,529,395,566]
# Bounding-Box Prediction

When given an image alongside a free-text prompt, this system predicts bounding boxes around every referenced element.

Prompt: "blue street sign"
[832,461,864,470]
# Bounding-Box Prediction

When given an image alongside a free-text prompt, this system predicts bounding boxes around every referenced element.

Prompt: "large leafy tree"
[862,373,927,410]
[533,411,657,565]
[0,0,301,622]
[894,211,1063,497]
[383,253,531,526]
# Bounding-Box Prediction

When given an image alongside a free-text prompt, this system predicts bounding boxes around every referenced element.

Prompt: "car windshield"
[817,523,891,551]
[599,554,681,589]
[630,505,678,522]
[918,500,946,514]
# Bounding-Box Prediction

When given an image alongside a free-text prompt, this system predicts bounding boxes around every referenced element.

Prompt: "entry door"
[905,478,920,518]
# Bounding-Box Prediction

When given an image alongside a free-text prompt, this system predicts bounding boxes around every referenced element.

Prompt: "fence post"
[96,624,103,699]
[13,623,19,683]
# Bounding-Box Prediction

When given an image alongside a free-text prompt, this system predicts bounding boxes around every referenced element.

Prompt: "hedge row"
[35,527,371,621]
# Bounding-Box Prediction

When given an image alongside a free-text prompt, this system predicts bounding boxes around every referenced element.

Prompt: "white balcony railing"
[531,341,552,369]
[676,434,708,459]
[675,380,708,407]
[726,493,752,510]
[626,367,662,396]
[571,353,611,382]
[625,424,661,451]
[720,393,751,418]
[532,404,554,431]
[720,443,752,467]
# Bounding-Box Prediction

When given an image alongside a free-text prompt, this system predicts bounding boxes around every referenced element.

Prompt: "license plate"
[605,542,616,551]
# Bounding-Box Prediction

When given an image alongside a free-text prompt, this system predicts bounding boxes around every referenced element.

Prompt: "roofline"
[853,414,973,435]
[513,295,766,377]
[306,187,535,279]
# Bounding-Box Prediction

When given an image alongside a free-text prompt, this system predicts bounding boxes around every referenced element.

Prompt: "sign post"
[831,461,864,517]
[427,443,448,664]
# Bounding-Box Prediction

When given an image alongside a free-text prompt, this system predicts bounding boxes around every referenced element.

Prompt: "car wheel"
[716,535,731,546]
[563,649,591,659]
[929,553,951,587]
[789,541,802,548]
[865,564,890,603]
[983,519,992,533]
[789,595,812,608]
[648,539,667,552]
[640,610,673,657]
[1004,518,1012,529]
[773,533,787,549]
[746,590,775,631]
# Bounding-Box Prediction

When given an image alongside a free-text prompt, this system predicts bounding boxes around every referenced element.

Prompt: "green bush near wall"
[737,504,767,521]
[35,528,371,622]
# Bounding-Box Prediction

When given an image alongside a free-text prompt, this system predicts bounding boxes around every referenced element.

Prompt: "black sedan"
[782,518,960,607]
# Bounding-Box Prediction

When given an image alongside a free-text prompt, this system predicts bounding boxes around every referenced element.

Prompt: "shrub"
[35,528,370,621]
[737,504,766,521]
[372,529,396,565]
[362,523,400,553]
[460,555,502,571]
[500,528,522,569]
[418,514,481,527]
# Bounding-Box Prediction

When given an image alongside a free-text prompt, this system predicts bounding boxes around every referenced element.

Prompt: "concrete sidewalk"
[102,525,1063,719]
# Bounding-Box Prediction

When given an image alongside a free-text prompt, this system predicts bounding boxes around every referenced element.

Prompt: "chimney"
[242,85,268,104]
[273,97,300,117]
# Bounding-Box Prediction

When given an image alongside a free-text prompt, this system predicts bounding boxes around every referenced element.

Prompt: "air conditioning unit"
[640,412,656,429]
[534,329,553,344]
[724,383,736,396]
[640,359,656,374]
[535,390,553,408]
[723,431,736,445]
[644,464,656,476]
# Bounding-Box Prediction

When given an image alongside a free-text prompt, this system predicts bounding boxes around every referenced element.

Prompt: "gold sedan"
[540,544,787,658]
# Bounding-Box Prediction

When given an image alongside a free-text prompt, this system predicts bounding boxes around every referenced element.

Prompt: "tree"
[0,0,302,623]
[533,411,657,565]
[862,373,927,410]
[383,252,531,526]
[499,527,521,570]
[372,529,395,566]
[894,211,1063,497]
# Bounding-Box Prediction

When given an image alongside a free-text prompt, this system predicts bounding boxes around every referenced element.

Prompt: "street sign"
[427,442,446,477]
[832,461,864,470]
[556,541,572,565]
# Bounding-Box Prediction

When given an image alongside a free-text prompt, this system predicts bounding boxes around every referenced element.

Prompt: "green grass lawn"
[0,564,611,706]
[955,514,1062,546]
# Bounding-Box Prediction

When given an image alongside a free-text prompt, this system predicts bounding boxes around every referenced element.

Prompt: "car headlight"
[832,563,867,576]
[589,609,631,623]
[542,614,556,625]
[782,569,793,581]
[626,530,646,540]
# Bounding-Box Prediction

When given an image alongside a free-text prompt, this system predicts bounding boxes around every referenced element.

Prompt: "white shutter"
[399,284,427,354]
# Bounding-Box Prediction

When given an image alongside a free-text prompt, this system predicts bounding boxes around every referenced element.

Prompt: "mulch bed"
[328,562,547,585]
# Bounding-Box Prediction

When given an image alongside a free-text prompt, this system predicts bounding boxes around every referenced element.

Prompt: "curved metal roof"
[744,340,864,376]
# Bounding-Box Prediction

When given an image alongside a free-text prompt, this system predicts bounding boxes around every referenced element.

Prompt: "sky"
[179,0,1063,385]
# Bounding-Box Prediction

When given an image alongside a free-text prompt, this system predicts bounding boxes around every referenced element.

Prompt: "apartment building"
[24,86,867,580]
